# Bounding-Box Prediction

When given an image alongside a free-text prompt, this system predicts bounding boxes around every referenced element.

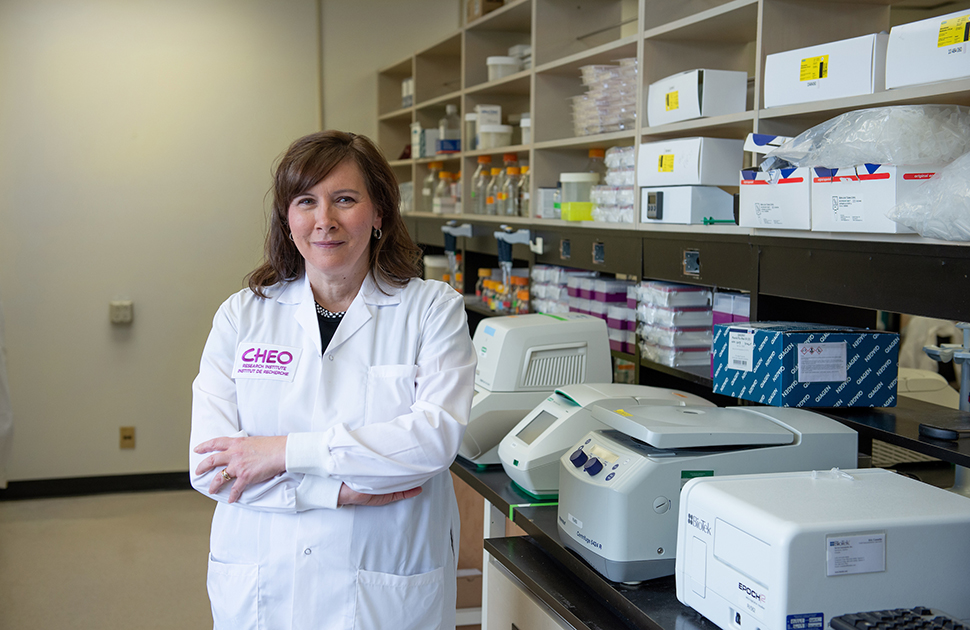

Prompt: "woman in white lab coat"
[189,130,476,630]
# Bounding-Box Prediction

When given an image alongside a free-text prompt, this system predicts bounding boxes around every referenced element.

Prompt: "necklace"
[315,302,346,319]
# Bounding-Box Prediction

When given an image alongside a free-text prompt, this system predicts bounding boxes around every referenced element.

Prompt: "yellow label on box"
[799,55,829,81]
[658,154,675,172]
[665,91,679,111]
[937,15,969,47]
[613,409,632,416]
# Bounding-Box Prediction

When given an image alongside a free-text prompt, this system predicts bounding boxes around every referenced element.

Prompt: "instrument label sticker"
[799,55,828,81]
[658,154,675,173]
[665,90,680,111]
[937,15,969,48]
[826,533,886,576]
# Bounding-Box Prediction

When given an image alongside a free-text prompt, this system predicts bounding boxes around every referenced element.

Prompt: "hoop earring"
[373,228,382,240]
[288,233,294,242]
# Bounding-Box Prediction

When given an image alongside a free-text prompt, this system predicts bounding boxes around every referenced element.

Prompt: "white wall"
[320,0,459,136]
[0,0,321,481]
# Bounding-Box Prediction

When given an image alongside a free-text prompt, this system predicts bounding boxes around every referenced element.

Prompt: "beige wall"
[0,0,321,481]
[320,0,459,137]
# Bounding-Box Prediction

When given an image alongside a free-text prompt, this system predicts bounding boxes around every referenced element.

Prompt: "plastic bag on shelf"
[762,105,970,170]
[887,150,970,241]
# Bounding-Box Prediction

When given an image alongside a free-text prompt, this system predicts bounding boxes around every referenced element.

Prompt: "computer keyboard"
[830,607,967,630]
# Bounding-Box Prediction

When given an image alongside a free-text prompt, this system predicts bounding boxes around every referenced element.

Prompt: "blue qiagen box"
[712,322,899,407]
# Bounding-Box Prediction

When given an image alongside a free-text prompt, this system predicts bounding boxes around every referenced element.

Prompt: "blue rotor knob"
[584,457,604,476]
[569,448,588,468]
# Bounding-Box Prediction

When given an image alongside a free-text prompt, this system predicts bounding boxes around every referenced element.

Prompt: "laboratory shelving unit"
[380,1,970,629]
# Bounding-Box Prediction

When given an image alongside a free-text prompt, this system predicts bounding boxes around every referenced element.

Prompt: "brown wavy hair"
[247,130,422,298]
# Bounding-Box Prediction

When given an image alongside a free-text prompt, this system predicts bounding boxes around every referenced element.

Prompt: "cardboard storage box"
[712,322,899,407]
[638,137,743,187]
[763,33,888,108]
[739,167,811,229]
[887,8,970,89]
[810,164,943,234]
[466,0,503,23]
[640,185,734,224]
[646,69,748,127]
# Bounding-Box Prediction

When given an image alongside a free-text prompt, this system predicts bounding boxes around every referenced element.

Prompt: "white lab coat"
[189,272,476,630]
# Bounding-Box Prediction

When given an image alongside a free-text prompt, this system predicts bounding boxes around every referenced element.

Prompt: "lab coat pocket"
[363,364,417,425]
[354,566,444,630]
[207,554,259,630]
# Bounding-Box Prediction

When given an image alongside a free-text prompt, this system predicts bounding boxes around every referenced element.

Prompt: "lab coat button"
[304,548,312,555]
[328,355,334,361]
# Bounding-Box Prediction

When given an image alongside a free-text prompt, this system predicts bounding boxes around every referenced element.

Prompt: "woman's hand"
[194,436,287,504]
[337,483,422,507]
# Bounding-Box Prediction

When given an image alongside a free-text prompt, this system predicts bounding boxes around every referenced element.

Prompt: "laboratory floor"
[0,489,214,630]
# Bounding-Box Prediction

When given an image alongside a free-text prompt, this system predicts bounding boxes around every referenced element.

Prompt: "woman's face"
[287,159,382,286]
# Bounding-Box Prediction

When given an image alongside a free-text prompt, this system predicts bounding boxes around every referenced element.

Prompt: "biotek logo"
[687,513,711,535]
[739,582,766,603]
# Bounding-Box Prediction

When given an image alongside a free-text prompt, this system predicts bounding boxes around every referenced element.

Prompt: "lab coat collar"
[277,273,404,355]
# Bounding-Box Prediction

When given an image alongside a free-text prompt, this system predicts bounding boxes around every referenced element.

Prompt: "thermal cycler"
[498,383,715,498]
[557,405,857,583]
[459,313,611,465]
[676,468,970,630]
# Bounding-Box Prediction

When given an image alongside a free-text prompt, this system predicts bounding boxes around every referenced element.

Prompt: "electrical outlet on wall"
[120,426,135,449]
[110,300,133,324]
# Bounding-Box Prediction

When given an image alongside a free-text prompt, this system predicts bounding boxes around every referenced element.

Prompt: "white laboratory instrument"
[897,367,960,408]
[498,383,715,498]
[460,313,611,465]
[676,468,970,630]
[557,406,857,583]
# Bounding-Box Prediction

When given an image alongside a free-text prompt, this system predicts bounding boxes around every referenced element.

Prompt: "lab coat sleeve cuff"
[294,473,342,511]
[285,431,335,477]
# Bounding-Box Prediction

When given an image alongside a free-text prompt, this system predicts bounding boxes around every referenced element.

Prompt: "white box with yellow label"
[638,137,744,187]
[647,69,748,127]
[886,9,970,89]
[763,33,888,108]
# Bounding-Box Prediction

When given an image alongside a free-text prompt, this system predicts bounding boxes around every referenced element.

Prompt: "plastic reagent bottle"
[422,161,443,212]
[586,148,606,184]
[518,165,530,218]
[437,104,461,154]
[485,167,502,216]
[431,171,454,214]
[502,166,521,216]
[471,156,492,214]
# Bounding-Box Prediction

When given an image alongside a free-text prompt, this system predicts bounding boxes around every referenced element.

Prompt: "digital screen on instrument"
[515,410,559,445]
[587,443,618,464]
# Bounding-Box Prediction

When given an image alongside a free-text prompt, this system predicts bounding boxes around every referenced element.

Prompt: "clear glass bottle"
[421,161,443,212]
[485,167,502,216]
[518,165,530,218]
[586,148,606,184]
[471,156,492,215]
[452,170,462,214]
[437,104,461,154]
[431,171,453,214]
[475,268,490,300]
[501,166,521,216]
